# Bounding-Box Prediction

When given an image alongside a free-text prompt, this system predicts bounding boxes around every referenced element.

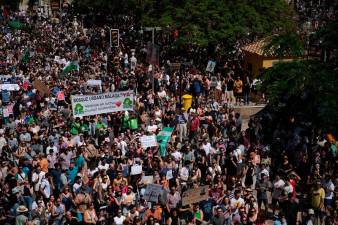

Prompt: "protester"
[0,3,337,225]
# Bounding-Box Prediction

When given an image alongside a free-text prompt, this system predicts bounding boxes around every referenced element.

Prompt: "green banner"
[157,127,174,157]
[8,20,26,30]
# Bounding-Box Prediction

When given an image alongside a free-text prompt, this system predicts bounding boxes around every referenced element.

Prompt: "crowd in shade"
[0,2,337,225]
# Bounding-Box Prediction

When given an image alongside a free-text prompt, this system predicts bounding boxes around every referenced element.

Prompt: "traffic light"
[110,29,119,47]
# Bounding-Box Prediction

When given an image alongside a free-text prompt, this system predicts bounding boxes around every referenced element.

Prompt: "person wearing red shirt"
[189,112,200,139]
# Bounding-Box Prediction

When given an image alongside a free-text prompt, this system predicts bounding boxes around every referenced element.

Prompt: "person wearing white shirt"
[230,190,245,214]
[32,167,46,192]
[272,176,285,211]
[117,138,128,156]
[323,175,335,207]
[114,210,126,225]
[202,140,211,156]
[171,149,182,162]
[40,175,51,200]
[180,164,189,182]
[46,142,58,155]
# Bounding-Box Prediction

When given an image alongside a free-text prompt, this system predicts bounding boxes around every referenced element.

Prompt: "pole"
[179,71,182,108]
[151,28,155,93]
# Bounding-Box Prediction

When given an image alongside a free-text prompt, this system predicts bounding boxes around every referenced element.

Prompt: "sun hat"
[16,205,28,213]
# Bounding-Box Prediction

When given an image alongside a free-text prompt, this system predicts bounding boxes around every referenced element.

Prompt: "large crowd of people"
[0,3,337,225]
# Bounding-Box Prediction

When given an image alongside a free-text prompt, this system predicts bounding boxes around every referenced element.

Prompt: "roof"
[242,38,272,56]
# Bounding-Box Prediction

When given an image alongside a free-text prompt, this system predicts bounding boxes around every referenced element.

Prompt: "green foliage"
[260,60,338,130]
[315,17,338,49]
[263,33,305,57]
[139,0,295,46]
[73,0,296,47]
[0,0,20,10]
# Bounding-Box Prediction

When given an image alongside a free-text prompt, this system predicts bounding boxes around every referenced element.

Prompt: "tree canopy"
[73,0,296,47]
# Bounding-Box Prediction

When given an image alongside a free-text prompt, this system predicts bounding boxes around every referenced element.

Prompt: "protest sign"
[182,186,209,206]
[206,60,216,73]
[210,76,217,88]
[141,176,154,185]
[130,164,142,175]
[157,127,174,156]
[71,90,134,117]
[140,135,157,149]
[166,170,173,180]
[0,84,20,91]
[86,79,102,87]
[144,184,163,202]
[33,80,50,96]
[2,90,10,103]
[170,63,181,71]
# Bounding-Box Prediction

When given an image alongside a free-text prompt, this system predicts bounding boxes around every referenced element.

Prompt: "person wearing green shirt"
[80,120,89,134]
[128,116,138,130]
[70,118,81,135]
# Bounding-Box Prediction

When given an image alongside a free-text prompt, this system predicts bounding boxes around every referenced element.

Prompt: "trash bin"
[182,94,193,111]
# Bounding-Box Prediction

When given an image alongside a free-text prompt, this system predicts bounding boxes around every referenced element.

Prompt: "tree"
[73,0,296,47]
[259,60,338,132]
[0,0,20,10]
[263,33,305,58]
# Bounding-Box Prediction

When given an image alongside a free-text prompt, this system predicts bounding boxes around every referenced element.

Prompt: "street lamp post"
[144,27,161,92]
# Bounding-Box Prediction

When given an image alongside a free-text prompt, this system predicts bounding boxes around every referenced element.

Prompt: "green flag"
[62,61,79,75]
[157,127,174,157]
[8,20,26,30]
[21,48,30,64]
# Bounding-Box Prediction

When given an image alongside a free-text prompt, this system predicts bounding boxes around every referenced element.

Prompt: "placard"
[144,184,163,202]
[141,176,154,185]
[166,170,173,180]
[206,60,216,73]
[0,84,20,91]
[140,135,157,149]
[33,80,50,96]
[130,164,142,175]
[86,80,102,87]
[71,91,134,117]
[182,186,209,206]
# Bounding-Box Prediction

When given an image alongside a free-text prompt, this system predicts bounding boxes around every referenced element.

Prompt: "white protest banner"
[86,79,102,87]
[182,185,209,206]
[206,60,216,73]
[0,84,20,91]
[71,90,134,117]
[130,164,142,175]
[144,184,163,202]
[140,135,157,149]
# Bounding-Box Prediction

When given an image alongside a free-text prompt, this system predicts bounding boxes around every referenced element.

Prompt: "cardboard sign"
[182,186,209,206]
[141,176,154,185]
[206,60,216,73]
[144,184,163,202]
[166,170,173,180]
[210,76,217,88]
[33,80,50,96]
[170,63,181,71]
[130,164,142,175]
[140,135,157,149]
